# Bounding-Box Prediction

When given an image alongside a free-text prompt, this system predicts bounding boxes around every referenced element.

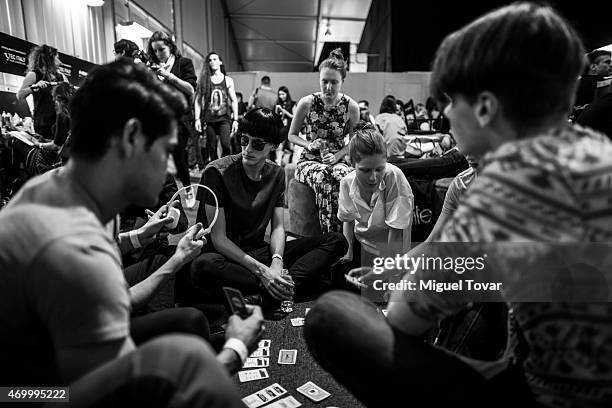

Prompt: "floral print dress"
[295,93,353,233]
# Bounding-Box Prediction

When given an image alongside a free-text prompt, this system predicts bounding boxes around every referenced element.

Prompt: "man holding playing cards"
[0,60,263,407]
[305,3,612,408]
[191,107,347,306]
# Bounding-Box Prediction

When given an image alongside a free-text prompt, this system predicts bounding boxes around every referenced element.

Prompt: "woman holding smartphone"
[147,31,198,208]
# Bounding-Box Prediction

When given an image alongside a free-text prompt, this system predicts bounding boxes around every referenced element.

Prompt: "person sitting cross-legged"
[305,3,612,408]
[190,108,347,307]
[0,60,263,407]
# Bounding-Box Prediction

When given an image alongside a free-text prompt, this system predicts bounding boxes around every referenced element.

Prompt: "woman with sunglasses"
[191,108,347,306]
[288,49,360,233]
[17,44,68,140]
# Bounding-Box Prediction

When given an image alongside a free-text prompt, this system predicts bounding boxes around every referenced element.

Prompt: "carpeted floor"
[231,301,365,408]
[176,188,365,407]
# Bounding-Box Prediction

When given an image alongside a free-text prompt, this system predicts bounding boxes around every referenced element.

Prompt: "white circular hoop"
[168,183,219,234]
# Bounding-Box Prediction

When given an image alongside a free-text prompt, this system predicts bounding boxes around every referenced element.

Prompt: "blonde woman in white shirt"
[338,124,414,270]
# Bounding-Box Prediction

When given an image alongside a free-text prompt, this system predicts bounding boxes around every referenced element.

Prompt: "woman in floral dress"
[288,49,360,233]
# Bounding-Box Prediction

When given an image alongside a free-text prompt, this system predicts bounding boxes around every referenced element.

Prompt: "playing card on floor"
[265,395,302,408]
[238,368,269,382]
[242,383,287,408]
[278,349,297,364]
[243,357,269,368]
[258,339,271,348]
[297,381,331,402]
[250,347,270,358]
[291,318,305,326]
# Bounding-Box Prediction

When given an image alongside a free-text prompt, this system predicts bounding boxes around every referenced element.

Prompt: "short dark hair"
[430,2,584,132]
[69,60,187,160]
[147,31,181,63]
[358,100,369,107]
[379,95,397,114]
[238,107,284,145]
[52,82,75,112]
[114,39,139,58]
[319,48,348,80]
[349,122,387,163]
[261,76,271,85]
[588,49,612,64]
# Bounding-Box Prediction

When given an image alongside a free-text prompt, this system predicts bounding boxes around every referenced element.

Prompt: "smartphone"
[222,287,249,318]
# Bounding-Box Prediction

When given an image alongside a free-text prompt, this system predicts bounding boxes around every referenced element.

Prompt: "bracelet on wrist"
[128,230,142,249]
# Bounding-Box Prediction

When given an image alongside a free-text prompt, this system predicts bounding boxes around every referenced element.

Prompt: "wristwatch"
[272,253,283,263]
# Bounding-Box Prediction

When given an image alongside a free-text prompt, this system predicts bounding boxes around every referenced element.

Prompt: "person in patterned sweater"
[304,3,612,408]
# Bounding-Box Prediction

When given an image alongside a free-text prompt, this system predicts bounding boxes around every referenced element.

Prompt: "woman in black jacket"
[147,31,198,208]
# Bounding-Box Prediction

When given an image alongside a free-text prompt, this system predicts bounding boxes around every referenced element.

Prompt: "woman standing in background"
[194,51,239,161]
[147,31,197,207]
[273,85,296,164]
[17,44,68,140]
[288,49,360,233]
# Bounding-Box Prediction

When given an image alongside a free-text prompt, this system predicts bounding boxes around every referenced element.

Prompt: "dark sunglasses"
[240,135,268,151]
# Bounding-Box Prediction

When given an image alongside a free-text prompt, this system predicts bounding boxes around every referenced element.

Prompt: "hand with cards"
[173,223,207,265]
[138,200,180,245]
[223,287,250,318]
[222,287,265,355]
[345,266,378,288]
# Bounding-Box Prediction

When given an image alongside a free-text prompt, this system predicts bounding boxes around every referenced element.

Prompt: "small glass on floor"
[280,269,294,313]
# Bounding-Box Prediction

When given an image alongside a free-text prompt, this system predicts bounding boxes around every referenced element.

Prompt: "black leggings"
[205,120,231,161]
[388,150,469,180]
[124,254,210,344]
[131,307,210,345]
[190,233,348,300]
[305,291,538,408]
